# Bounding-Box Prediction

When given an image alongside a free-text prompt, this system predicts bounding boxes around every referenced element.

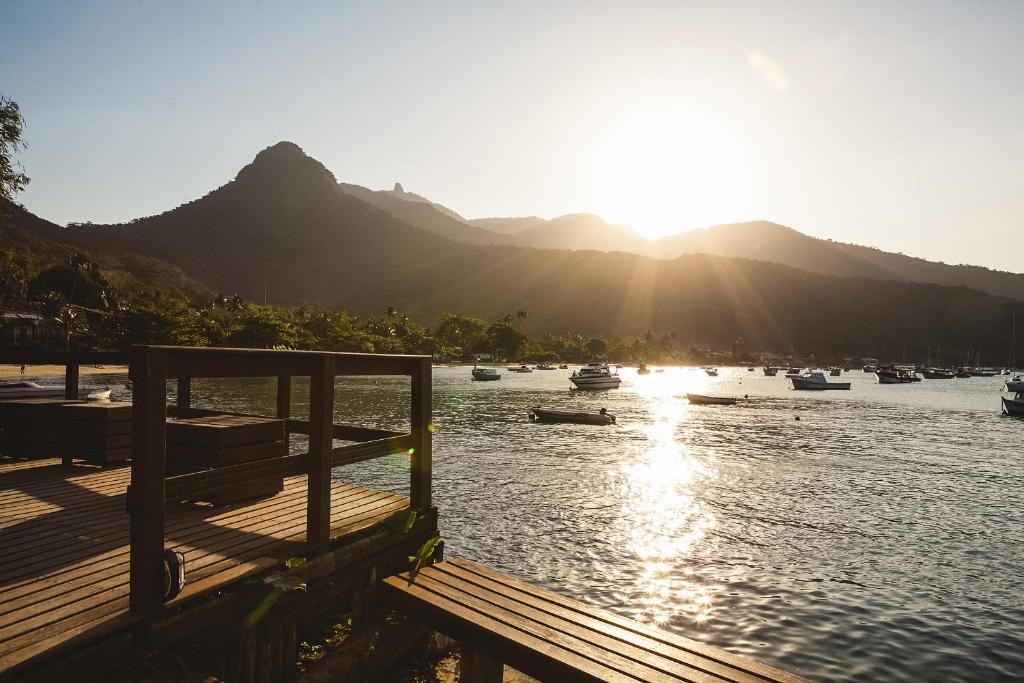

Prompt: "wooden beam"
[276,375,291,420]
[410,357,432,509]
[64,363,79,400]
[307,355,335,555]
[128,346,168,622]
[177,377,191,415]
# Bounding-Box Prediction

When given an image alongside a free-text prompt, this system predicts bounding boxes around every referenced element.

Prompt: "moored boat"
[685,393,736,405]
[637,362,651,375]
[507,365,533,373]
[471,366,501,381]
[1003,376,1024,392]
[789,371,851,390]
[529,407,616,425]
[829,367,842,376]
[86,387,112,401]
[704,367,718,377]
[0,380,65,400]
[1001,393,1024,416]
[569,363,621,390]
[535,362,556,370]
[762,366,779,376]
[876,366,920,384]
[558,364,569,369]
[921,368,955,379]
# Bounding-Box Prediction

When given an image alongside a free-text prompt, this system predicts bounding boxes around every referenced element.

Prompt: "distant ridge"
[10,141,1024,359]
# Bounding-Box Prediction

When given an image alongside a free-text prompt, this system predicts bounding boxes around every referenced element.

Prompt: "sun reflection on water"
[613,368,718,627]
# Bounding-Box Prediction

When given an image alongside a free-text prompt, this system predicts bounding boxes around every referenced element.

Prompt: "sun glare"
[591,111,747,239]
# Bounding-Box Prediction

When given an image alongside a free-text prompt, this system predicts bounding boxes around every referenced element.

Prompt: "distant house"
[0,312,54,349]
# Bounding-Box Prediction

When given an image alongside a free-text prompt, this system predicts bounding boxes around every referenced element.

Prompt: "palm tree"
[516,309,528,331]
[501,313,513,325]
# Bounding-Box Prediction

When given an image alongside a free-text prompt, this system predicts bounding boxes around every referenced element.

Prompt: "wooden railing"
[0,350,129,398]
[128,345,432,621]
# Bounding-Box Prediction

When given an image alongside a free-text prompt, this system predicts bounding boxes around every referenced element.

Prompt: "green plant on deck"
[408,534,442,578]
[384,509,417,533]
[284,555,306,569]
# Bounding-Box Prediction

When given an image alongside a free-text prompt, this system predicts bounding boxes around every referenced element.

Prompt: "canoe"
[686,393,736,406]
[528,407,616,425]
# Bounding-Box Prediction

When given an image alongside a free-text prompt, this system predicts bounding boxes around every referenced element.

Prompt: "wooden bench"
[381,558,811,683]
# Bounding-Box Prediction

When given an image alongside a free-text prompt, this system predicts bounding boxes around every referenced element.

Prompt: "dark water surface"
[61,366,1024,682]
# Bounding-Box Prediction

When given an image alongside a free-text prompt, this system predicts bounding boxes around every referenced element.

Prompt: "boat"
[0,380,65,400]
[1001,392,1024,416]
[86,386,112,401]
[685,393,736,405]
[875,366,920,384]
[863,365,878,373]
[1003,376,1024,392]
[558,364,569,370]
[762,366,779,377]
[704,367,718,377]
[747,367,755,372]
[637,362,651,375]
[569,363,622,390]
[921,368,955,379]
[507,365,533,373]
[829,367,842,376]
[788,367,802,374]
[535,362,556,370]
[529,407,615,425]
[471,366,501,381]
[789,371,851,390]
[969,367,1000,377]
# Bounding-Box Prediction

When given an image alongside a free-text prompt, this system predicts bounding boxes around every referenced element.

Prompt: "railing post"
[276,375,291,419]
[307,356,334,556]
[64,361,79,400]
[177,376,191,416]
[410,357,432,509]
[129,346,168,621]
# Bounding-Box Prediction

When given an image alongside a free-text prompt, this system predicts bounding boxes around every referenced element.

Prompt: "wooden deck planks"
[382,559,811,683]
[0,457,409,676]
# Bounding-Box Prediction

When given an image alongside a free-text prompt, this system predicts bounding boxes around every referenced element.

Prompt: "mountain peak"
[234,141,337,190]
[393,182,405,193]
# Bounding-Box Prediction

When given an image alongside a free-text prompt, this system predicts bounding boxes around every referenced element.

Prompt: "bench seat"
[381,558,811,683]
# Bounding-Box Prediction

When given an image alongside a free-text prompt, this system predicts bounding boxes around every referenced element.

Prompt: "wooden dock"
[0,347,437,682]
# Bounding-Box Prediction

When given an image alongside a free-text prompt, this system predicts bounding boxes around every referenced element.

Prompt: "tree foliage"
[0,95,29,203]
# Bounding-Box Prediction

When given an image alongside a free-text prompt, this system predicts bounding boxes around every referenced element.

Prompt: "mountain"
[469,216,545,235]
[338,181,509,246]
[0,200,210,299]
[645,221,1024,301]
[510,214,644,252]
[15,141,1023,359]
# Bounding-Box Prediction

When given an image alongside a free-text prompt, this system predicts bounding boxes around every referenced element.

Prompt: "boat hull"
[529,408,615,425]
[790,377,850,390]
[1001,396,1024,416]
[686,393,736,405]
[0,387,65,400]
[569,377,622,390]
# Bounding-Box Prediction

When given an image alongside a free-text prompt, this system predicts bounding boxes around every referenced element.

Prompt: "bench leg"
[460,647,503,683]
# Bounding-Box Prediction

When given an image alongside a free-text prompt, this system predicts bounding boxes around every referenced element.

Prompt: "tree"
[585,336,608,359]
[0,96,30,202]
[486,321,525,361]
[516,308,528,331]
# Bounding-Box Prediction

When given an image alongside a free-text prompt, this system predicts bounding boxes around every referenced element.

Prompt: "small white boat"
[507,365,533,373]
[0,380,65,400]
[686,393,736,406]
[762,366,779,376]
[529,407,616,425]
[558,364,569,370]
[569,363,621,390]
[471,366,501,381]
[1003,376,1024,392]
[1001,393,1024,416]
[790,371,851,390]
[86,386,112,401]
[535,363,557,370]
[704,367,719,377]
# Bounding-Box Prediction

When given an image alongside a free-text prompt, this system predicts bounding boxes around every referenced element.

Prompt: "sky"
[2,1,1023,271]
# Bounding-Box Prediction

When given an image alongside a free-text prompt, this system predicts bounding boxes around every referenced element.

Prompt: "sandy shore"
[0,364,129,379]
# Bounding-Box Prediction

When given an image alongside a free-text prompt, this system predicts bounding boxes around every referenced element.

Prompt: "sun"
[590,111,746,239]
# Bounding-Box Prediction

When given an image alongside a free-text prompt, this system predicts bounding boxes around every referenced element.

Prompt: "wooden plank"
[128,346,167,621]
[177,376,191,413]
[307,355,334,555]
[448,560,809,683]
[410,357,432,509]
[64,363,79,401]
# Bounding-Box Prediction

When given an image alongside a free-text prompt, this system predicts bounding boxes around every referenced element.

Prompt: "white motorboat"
[507,365,533,373]
[535,363,557,370]
[0,380,65,400]
[790,371,851,390]
[86,386,112,400]
[471,366,501,381]
[529,407,616,425]
[569,363,621,390]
